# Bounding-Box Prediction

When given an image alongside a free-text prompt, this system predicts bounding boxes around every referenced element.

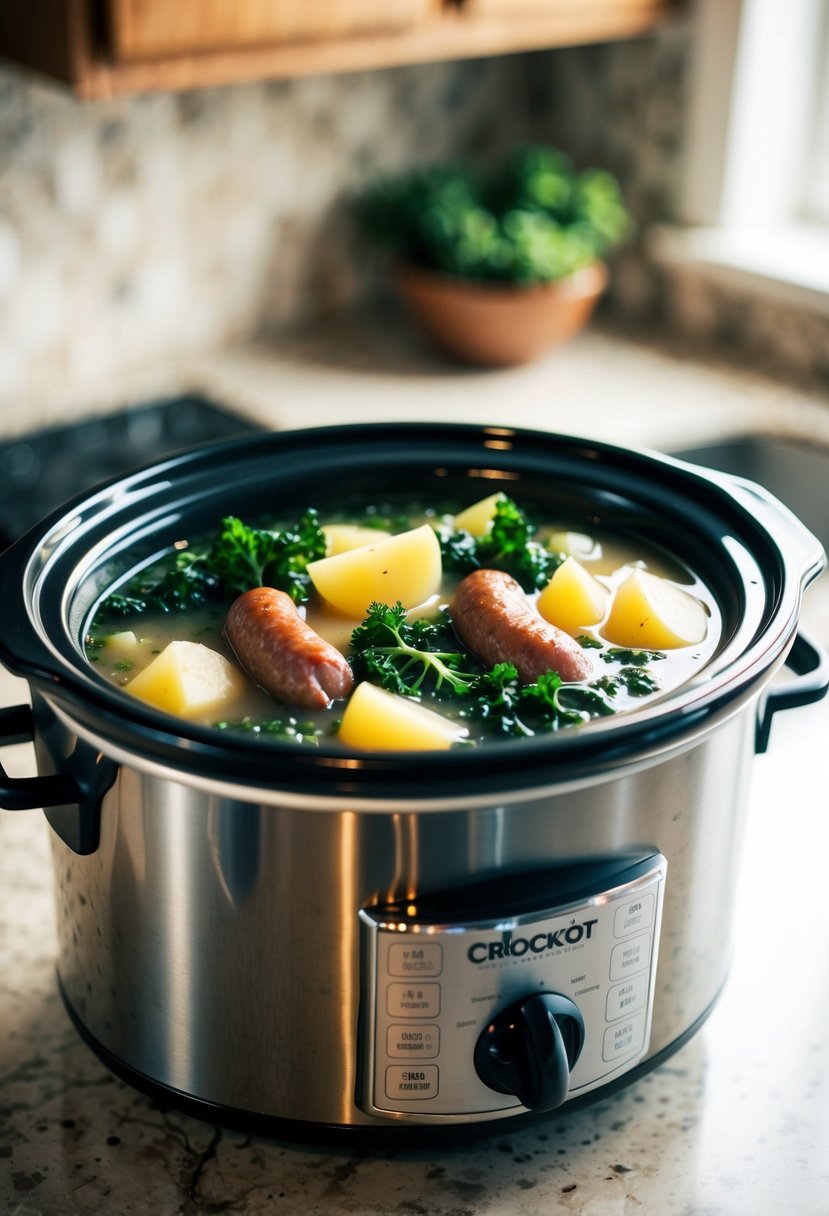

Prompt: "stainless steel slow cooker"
[0,422,826,1142]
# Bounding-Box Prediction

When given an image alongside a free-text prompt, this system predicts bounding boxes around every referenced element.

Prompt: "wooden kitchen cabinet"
[0,0,680,99]
[106,0,440,62]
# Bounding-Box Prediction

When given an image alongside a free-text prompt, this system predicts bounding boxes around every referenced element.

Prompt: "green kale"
[576,635,604,650]
[524,670,617,726]
[601,647,665,667]
[597,647,662,697]
[102,594,148,617]
[350,602,481,698]
[463,663,535,737]
[436,523,479,575]
[349,600,630,738]
[462,663,617,736]
[356,148,631,285]
[613,666,661,697]
[213,715,329,745]
[437,495,563,591]
[477,497,557,589]
[594,666,661,699]
[101,549,219,616]
[208,511,326,603]
[100,510,327,617]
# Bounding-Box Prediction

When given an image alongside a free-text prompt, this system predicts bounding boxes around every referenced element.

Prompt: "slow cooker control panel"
[358,853,666,1123]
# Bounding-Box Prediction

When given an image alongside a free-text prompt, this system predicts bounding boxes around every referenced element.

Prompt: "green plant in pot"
[357,146,632,367]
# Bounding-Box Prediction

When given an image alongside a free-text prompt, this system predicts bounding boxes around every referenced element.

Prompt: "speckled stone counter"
[3,684,828,1216]
[2,327,829,1215]
[5,314,829,453]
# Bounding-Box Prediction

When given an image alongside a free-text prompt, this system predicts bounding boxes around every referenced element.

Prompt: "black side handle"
[0,705,82,808]
[756,630,829,754]
[0,703,116,855]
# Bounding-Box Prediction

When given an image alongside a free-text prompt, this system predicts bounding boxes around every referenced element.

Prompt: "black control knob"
[474,992,585,1112]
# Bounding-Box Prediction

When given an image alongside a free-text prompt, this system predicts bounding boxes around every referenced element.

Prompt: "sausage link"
[225,587,354,710]
[451,568,592,684]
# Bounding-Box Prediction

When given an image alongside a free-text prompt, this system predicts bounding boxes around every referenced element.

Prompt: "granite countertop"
[5,311,829,452]
[2,321,829,1215]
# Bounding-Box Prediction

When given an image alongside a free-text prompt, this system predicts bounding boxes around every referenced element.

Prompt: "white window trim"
[649,0,829,314]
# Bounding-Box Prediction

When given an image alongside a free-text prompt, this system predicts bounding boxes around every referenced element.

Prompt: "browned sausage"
[451,568,593,684]
[225,587,354,710]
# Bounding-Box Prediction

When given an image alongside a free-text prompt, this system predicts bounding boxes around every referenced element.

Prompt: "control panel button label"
[602,1013,646,1062]
[614,893,655,938]
[609,933,651,980]
[387,942,443,977]
[387,1024,440,1058]
[385,1065,439,1100]
[605,973,649,1022]
[387,982,441,1018]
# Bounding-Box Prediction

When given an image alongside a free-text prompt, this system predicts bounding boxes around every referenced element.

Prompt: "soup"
[84,492,720,750]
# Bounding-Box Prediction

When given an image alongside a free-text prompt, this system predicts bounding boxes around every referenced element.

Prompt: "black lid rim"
[0,421,821,798]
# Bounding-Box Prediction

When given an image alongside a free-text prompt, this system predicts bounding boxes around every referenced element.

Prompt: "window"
[804,3,829,223]
[653,0,829,312]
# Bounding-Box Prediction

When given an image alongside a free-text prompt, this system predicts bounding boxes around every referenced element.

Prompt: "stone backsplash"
[0,53,536,420]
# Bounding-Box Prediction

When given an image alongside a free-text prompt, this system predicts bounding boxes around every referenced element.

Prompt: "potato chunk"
[453,492,505,538]
[104,630,140,657]
[307,524,442,618]
[547,530,601,562]
[126,640,246,718]
[338,681,467,751]
[537,556,609,636]
[602,569,708,649]
[323,524,392,556]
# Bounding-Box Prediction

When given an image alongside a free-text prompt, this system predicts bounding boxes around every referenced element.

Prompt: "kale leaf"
[463,663,535,737]
[209,511,326,603]
[100,510,327,617]
[349,602,625,739]
[438,494,563,591]
[214,715,328,745]
[611,666,661,697]
[103,549,219,615]
[464,664,616,736]
[350,602,481,697]
[522,669,617,727]
[601,646,665,667]
[598,647,663,697]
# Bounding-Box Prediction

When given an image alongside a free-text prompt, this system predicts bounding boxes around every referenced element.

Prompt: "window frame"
[651,0,829,314]
[802,0,829,223]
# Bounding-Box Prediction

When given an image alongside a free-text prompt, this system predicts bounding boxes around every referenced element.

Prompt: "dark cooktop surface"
[0,394,265,552]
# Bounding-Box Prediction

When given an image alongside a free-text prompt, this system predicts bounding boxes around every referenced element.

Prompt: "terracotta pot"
[393,260,608,367]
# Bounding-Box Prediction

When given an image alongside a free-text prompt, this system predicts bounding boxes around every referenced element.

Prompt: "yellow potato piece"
[323,523,392,556]
[307,524,442,618]
[338,681,466,751]
[602,569,708,649]
[547,530,602,562]
[104,630,139,657]
[537,556,609,636]
[453,492,505,537]
[126,640,246,718]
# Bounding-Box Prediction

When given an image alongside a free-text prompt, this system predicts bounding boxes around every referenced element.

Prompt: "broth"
[85,496,721,748]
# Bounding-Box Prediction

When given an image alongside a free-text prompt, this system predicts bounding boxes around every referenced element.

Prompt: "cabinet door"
[461,0,663,17]
[105,0,440,62]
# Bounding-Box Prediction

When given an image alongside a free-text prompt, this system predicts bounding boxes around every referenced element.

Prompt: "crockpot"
[0,422,827,1142]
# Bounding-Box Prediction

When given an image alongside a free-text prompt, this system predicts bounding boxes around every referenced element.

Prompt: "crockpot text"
[467,921,598,964]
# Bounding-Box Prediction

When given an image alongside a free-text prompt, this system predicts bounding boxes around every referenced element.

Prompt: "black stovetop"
[0,394,265,552]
